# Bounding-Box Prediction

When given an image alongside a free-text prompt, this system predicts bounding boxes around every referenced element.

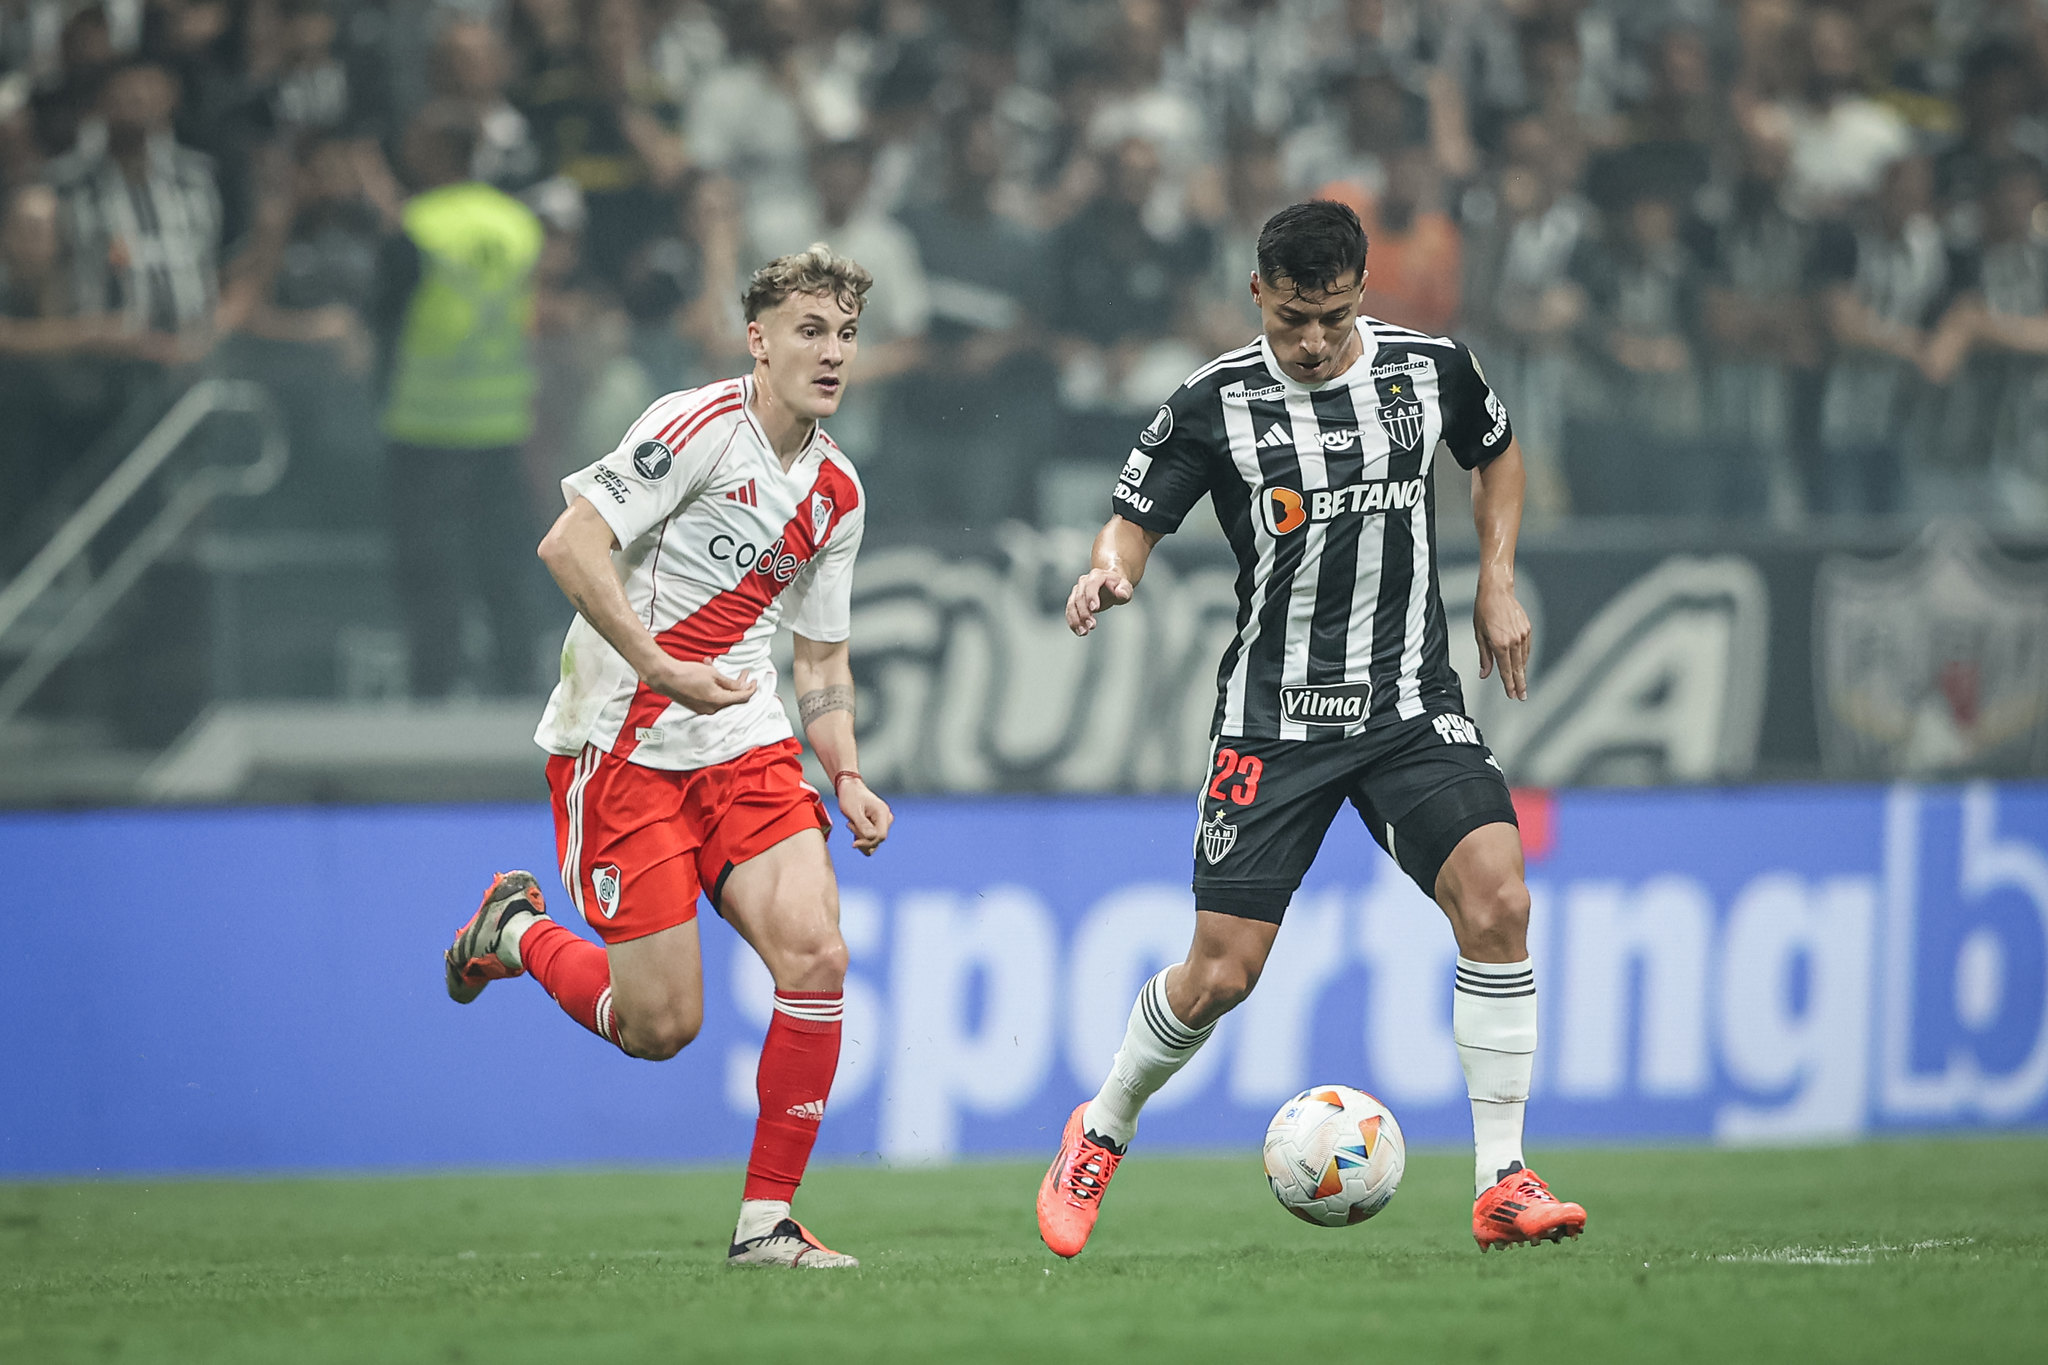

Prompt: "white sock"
[1454,956,1536,1198]
[1081,968,1216,1150]
[734,1198,790,1243]
[499,910,540,971]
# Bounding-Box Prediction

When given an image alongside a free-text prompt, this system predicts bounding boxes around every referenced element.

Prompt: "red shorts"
[546,737,830,944]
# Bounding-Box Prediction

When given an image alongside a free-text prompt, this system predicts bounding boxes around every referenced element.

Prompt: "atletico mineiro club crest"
[1200,809,1237,865]
[1378,380,1425,452]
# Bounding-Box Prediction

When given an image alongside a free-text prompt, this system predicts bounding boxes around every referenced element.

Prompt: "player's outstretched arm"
[792,633,892,856]
[537,497,758,714]
[1471,438,1533,702]
[1067,515,1162,637]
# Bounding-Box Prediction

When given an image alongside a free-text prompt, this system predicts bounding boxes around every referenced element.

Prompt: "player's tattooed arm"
[798,683,855,728]
[793,633,892,854]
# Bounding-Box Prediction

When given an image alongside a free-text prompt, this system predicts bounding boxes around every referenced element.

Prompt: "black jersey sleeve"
[1437,341,1514,470]
[1108,385,1221,534]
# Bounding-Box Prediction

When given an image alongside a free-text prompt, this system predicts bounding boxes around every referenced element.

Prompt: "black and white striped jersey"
[1110,317,1513,741]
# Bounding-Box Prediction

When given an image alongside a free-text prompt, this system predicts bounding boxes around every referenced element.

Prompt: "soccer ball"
[1263,1085,1405,1227]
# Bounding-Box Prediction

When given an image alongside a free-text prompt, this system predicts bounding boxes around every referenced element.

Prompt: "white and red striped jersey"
[534,376,865,771]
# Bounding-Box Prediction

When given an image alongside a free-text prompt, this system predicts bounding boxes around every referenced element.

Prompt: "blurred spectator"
[1812,153,1952,514]
[1702,124,1823,523]
[1048,135,1210,417]
[1926,157,2048,522]
[1464,116,1591,519]
[27,5,118,160]
[1321,143,1462,336]
[48,62,220,348]
[1622,24,1724,197]
[430,17,542,192]
[1193,130,1285,353]
[1569,186,1715,514]
[789,136,928,466]
[0,181,134,539]
[1764,5,1913,218]
[898,111,1054,527]
[517,0,688,287]
[226,134,382,367]
[687,0,850,255]
[369,102,544,697]
[256,0,352,139]
[1084,0,1208,192]
[1935,40,2048,246]
[1281,65,1415,203]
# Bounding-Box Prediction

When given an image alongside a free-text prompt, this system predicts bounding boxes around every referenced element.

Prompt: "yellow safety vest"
[381,183,543,449]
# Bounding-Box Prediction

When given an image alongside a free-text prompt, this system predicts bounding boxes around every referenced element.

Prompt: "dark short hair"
[1256,200,1369,298]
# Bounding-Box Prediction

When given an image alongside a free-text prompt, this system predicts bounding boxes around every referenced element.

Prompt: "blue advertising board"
[2,783,2045,1175]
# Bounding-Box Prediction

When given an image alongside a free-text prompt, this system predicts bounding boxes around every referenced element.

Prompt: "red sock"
[743,991,844,1201]
[520,919,622,1051]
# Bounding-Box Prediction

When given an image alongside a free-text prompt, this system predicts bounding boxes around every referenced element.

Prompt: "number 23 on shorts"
[1208,747,1263,806]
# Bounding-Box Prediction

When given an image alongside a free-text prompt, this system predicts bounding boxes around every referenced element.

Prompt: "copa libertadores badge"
[1200,809,1238,865]
[1140,404,1173,446]
[632,439,673,480]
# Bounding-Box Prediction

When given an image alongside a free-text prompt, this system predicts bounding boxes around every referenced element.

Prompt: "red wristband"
[833,769,863,793]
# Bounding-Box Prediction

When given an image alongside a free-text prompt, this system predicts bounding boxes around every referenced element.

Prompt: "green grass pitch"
[4,1137,2044,1364]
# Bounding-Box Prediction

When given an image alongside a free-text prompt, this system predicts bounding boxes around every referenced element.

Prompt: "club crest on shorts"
[592,864,622,919]
[631,439,673,480]
[810,493,833,541]
[1378,380,1425,452]
[1200,809,1238,865]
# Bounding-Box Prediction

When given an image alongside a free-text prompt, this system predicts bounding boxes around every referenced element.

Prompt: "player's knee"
[625,1007,702,1061]
[1186,955,1259,1020]
[1456,876,1530,957]
[775,930,848,992]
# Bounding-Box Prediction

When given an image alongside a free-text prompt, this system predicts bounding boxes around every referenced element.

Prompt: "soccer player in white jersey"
[441,245,891,1269]
[1038,201,1587,1255]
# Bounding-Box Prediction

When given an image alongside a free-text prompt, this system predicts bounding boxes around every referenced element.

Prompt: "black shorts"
[1192,710,1518,923]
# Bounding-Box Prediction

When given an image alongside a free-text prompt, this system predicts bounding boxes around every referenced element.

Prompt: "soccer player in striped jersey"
[1038,201,1587,1254]
[441,245,893,1269]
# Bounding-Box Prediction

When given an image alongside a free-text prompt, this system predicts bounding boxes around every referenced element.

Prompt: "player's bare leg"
[604,920,705,1060]
[1040,912,1278,1257]
[1434,822,1586,1249]
[717,827,858,1268]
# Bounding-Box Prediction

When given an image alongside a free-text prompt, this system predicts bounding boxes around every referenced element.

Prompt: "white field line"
[1710,1237,1976,1266]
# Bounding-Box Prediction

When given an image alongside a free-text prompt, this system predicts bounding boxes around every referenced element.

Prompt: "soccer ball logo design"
[1263,1085,1405,1226]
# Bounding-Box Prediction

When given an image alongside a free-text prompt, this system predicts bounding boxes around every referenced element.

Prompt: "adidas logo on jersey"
[785,1099,827,1121]
[725,479,759,506]
[1256,424,1292,449]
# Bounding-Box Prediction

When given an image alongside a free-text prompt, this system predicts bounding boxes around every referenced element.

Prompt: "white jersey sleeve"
[787,502,862,643]
[560,383,746,547]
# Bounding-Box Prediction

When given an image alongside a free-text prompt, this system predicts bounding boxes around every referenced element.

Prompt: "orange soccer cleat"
[444,870,545,1004]
[1037,1103,1126,1258]
[1473,1163,1587,1251]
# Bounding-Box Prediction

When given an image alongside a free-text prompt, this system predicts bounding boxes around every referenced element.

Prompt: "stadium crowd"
[4,0,2048,557]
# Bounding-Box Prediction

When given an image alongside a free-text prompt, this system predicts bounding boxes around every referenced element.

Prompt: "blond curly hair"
[742,243,873,321]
